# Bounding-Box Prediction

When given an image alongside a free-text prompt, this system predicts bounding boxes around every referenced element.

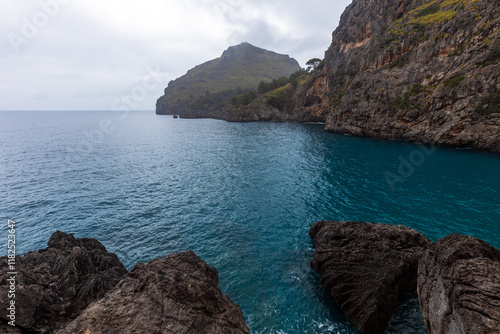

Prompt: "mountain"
[155,42,301,117]
[297,0,500,152]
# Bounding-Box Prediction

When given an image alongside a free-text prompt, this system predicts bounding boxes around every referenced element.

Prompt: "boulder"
[57,251,250,334]
[0,231,127,333]
[309,220,430,334]
[418,234,500,333]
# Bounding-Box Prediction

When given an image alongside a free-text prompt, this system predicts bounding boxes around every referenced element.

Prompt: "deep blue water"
[1,110,499,333]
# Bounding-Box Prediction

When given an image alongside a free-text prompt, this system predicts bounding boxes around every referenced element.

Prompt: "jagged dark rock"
[0,231,127,333]
[297,0,500,152]
[309,220,430,334]
[417,234,500,333]
[57,251,249,334]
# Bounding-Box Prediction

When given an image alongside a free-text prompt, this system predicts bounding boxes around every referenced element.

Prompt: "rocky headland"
[418,234,500,333]
[156,0,500,153]
[309,221,500,334]
[155,42,301,119]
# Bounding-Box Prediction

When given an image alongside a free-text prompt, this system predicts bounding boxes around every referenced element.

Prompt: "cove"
[0,110,499,333]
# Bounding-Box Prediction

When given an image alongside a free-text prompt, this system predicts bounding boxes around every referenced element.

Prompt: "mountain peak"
[156,43,301,116]
[221,42,268,59]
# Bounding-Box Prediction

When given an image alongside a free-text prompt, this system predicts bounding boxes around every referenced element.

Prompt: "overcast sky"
[0,0,351,111]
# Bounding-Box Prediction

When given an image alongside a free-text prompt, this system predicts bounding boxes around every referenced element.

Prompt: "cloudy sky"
[1,0,352,111]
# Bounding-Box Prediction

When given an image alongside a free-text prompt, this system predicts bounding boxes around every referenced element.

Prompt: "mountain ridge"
[155,42,301,117]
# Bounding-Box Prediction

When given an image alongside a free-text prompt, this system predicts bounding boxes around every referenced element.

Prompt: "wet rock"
[418,234,500,333]
[0,231,127,333]
[309,220,430,334]
[57,251,250,334]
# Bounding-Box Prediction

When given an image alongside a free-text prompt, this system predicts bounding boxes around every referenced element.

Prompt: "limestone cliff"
[298,0,500,152]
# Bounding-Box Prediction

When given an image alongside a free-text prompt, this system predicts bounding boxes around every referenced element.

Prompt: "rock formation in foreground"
[0,231,127,333]
[309,220,430,334]
[418,234,500,333]
[57,251,250,334]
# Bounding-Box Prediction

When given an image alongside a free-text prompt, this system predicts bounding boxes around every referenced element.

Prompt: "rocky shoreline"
[309,221,500,334]
[1,226,499,333]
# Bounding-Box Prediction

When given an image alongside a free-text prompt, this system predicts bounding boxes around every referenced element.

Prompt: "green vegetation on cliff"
[156,42,301,115]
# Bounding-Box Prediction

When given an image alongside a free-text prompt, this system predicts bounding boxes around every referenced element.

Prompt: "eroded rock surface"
[305,0,500,152]
[0,231,127,333]
[309,220,430,334]
[418,234,500,333]
[57,251,250,334]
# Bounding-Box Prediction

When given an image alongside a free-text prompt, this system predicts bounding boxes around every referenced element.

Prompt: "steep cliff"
[156,42,300,118]
[298,0,500,152]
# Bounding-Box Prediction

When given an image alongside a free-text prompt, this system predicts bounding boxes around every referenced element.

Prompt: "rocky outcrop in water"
[0,233,249,334]
[418,234,500,333]
[297,0,500,152]
[0,231,127,333]
[309,220,430,334]
[57,251,250,334]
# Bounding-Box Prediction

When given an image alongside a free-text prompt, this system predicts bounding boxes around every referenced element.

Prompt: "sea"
[1,110,499,334]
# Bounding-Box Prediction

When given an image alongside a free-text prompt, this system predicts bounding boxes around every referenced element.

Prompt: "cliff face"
[297,0,500,152]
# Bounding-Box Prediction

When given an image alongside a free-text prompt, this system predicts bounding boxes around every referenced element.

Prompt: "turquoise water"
[1,110,499,333]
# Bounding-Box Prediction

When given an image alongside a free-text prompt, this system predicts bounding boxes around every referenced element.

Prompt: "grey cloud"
[0,0,352,111]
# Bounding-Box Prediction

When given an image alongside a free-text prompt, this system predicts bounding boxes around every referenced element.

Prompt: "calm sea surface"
[1,110,499,333]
